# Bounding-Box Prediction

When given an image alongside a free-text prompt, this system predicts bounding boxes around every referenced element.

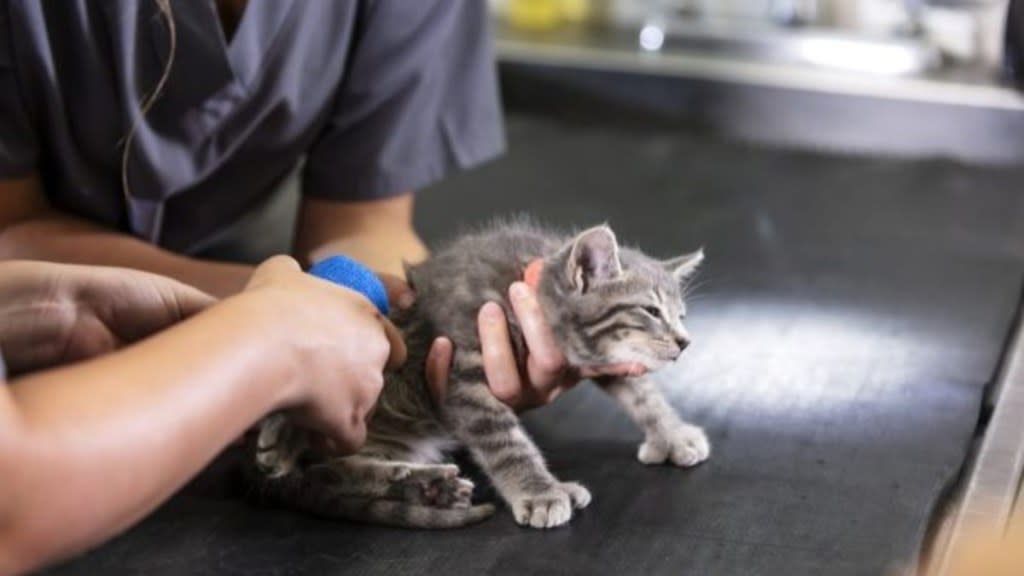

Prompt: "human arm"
[0,260,215,375]
[426,282,648,412]
[0,175,253,298]
[293,193,427,277]
[0,257,404,574]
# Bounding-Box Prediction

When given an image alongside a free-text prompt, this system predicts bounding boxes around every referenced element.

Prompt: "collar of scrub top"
[120,0,299,244]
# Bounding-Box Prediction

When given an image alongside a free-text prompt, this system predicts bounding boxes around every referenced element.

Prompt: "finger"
[545,385,566,405]
[508,282,567,389]
[293,407,364,456]
[379,318,407,371]
[168,284,218,319]
[307,434,339,457]
[248,255,301,288]
[122,283,217,341]
[355,370,385,420]
[425,337,454,405]
[378,273,416,310]
[331,419,367,455]
[478,301,523,408]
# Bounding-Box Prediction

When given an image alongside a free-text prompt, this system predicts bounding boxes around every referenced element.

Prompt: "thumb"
[247,255,302,289]
[159,280,217,321]
[378,273,416,310]
[118,277,217,342]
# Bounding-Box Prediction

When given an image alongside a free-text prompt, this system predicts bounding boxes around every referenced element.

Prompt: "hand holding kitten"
[243,256,406,453]
[421,281,647,412]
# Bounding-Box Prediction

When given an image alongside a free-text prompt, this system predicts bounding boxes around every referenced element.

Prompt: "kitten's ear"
[566,225,622,292]
[664,248,704,283]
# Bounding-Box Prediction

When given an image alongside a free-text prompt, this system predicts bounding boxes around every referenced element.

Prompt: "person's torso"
[7,0,359,252]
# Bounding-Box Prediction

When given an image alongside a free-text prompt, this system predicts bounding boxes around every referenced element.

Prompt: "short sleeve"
[0,2,39,178]
[303,0,505,201]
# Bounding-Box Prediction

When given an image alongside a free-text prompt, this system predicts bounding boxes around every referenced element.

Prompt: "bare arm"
[294,193,428,276]
[0,175,252,297]
[0,294,294,574]
[0,257,404,574]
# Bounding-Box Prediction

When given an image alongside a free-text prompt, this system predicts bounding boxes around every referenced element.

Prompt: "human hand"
[0,261,216,375]
[344,258,642,412]
[424,282,647,412]
[243,256,406,453]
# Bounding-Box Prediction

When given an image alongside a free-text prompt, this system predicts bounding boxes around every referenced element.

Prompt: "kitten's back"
[406,220,562,349]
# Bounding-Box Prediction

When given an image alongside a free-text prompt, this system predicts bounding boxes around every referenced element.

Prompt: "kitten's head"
[538,226,703,372]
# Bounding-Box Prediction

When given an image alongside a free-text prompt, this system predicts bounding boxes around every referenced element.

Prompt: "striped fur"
[245,220,707,529]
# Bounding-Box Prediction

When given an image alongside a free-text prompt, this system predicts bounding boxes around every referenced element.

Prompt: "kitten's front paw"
[638,425,710,467]
[559,481,592,509]
[511,481,590,529]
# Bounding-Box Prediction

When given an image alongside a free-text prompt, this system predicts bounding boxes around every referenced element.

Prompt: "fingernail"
[481,301,503,324]
[397,292,415,310]
[510,282,530,302]
[433,337,453,360]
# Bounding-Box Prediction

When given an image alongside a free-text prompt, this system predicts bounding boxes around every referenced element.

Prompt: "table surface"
[48,114,1024,576]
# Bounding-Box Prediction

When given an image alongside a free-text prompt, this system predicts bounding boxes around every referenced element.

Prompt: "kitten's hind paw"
[422,476,475,509]
[394,464,473,508]
[638,425,711,467]
[254,414,308,479]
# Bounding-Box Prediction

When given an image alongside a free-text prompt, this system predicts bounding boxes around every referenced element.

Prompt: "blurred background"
[463,2,1024,575]
[485,0,1024,165]
[492,0,1009,77]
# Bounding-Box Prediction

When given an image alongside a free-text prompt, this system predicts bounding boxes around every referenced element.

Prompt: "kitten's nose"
[674,335,690,353]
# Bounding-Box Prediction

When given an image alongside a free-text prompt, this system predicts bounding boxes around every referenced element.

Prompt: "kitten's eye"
[641,305,661,318]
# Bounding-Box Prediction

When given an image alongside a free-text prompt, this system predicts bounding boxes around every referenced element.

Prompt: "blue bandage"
[308,255,390,315]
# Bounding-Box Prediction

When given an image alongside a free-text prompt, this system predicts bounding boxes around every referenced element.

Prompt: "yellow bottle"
[505,0,593,31]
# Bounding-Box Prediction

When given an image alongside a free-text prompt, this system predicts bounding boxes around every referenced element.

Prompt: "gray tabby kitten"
[248,221,708,529]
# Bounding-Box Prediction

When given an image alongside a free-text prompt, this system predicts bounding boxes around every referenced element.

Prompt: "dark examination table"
[47,81,1024,576]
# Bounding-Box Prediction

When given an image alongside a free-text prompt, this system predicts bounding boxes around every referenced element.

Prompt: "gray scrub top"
[0,1,504,253]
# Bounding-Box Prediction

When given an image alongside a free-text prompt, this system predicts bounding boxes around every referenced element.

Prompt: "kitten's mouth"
[619,347,684,372]
[653,342,686,362]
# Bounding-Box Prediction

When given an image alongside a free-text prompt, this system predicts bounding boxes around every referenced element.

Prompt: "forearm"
[0,294,297,573]
[294,193,427,277]
[0,210,251,297]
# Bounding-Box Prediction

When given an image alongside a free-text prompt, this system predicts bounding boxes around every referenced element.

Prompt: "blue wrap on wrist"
[308,255,390,315]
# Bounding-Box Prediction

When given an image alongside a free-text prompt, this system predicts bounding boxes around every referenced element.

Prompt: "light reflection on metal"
[639,24,665,52]
[795,36,926,76]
